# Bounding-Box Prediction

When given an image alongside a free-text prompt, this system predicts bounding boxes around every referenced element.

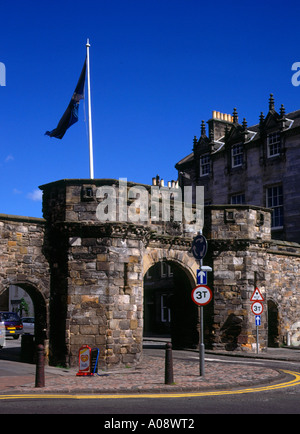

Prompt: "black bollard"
[35,344,45,388]
[165,342,174,385]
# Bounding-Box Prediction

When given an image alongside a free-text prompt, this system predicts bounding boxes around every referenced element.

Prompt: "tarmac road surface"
[1,338,300,414]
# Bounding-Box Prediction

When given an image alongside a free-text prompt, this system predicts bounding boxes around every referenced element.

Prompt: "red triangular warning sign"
[250,287,264,301]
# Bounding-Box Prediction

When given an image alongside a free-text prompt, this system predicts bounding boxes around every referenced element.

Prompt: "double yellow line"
[0,370,299,400]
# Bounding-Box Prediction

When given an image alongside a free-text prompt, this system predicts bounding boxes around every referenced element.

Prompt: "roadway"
[1,338,300,415]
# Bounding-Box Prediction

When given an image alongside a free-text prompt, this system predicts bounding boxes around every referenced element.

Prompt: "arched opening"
[268,300,279,348]
[0,283,47,346]
[143,260,198,349]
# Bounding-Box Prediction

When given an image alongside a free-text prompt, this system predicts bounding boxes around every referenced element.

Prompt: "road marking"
[204,357,264,365]
[0,370,300,400]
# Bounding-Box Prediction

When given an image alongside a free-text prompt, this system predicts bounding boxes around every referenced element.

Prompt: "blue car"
[0,312,23,339]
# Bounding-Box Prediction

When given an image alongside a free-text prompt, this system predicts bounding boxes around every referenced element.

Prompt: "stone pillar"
[41,179,150,368]
[66,225,146,368]
[206,205,272,353]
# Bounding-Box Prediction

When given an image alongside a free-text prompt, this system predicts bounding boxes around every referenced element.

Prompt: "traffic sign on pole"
[255,315,261,326]
[251,301,264,315]
[191,285,212,306]
[250,287,264,302]
[197,269,207,285]
[191,235,207,260]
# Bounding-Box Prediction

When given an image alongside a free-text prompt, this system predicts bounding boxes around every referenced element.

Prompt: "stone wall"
[205,206,270,351]
[0,214,50,345]
[0,215,48,287]
[65,224,146,367]
[40,179,198,367]
[1,179,300,367]
[205,205,300,352]
[266,241,300,346]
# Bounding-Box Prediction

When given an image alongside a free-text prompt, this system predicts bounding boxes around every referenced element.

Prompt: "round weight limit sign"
[251,301,264,315]
[191,285,213,306]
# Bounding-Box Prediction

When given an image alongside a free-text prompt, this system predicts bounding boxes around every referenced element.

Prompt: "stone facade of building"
[40,178,197,367]
[205,205,300,351]
[0,178,299,368]
[175,94,300,244]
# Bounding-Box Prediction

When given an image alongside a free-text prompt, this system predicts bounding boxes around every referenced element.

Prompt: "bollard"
[35,344,45,388]
[164,342,174,385]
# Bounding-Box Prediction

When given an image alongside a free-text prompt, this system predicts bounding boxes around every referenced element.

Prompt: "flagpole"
[86,38,94,179]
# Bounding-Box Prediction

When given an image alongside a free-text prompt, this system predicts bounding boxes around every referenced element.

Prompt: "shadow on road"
[0,339,21,362]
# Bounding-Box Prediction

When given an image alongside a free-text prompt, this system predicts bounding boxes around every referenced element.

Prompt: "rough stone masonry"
[0,178,299,368]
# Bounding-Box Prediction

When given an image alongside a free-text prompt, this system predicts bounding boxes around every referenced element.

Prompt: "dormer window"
[200,154,210,176]
[231,144,243,168]
[267,132,281,157]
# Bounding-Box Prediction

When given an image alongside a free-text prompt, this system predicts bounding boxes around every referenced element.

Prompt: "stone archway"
[143,261,174,337]
[143,249,199,349]
[267,300,279,348]
[0,279,48,347]
[143,247,198,286]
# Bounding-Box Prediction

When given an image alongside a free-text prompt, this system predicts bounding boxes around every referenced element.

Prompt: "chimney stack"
[208,110,233,141]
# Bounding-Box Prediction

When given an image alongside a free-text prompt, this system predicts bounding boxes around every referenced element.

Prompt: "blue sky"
[0,0,300,218]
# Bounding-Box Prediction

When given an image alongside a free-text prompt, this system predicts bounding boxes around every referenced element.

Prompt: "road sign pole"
[199,304,205,376]
[192,284,212,376]
[191,232,210,377]
[254,273,260,354]
[199,257,205,376]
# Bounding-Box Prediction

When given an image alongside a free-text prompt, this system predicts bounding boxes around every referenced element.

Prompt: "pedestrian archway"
[143,260,198,349]
[268,300,279,348]
[0,281,47,346]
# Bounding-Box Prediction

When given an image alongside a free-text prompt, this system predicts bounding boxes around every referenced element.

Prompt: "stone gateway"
[0,178,299,367]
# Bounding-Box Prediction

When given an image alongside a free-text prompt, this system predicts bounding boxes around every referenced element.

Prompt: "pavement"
[1,339,300,395]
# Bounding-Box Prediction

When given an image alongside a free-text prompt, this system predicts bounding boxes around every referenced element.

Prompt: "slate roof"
[175,108,300,169]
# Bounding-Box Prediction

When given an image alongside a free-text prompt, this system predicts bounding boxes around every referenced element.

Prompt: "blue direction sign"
[255,315,261,326]
[191,235,207,260]
[197,269,207,285]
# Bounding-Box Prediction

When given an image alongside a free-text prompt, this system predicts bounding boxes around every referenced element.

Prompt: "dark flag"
[45,59,86,139]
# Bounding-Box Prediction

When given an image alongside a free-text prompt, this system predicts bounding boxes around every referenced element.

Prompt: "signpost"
[191,284,212,376]
[191,233,211,376]
[250,288,264,354]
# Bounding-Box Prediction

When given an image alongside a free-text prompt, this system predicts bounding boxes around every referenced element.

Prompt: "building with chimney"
[175,94,300,243]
